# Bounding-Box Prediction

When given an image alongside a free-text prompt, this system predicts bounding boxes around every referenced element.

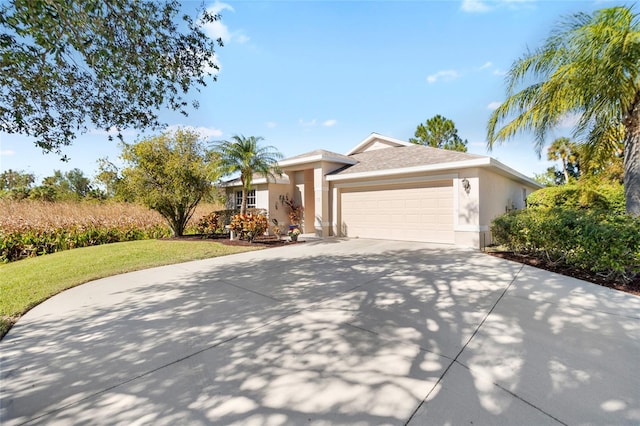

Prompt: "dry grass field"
[0,200,224,261]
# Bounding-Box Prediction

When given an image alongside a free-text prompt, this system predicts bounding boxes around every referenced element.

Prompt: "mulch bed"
[487,250,640,297]
[168,234,300,247]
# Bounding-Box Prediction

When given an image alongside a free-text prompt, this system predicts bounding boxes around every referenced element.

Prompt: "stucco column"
[314,164,330,237]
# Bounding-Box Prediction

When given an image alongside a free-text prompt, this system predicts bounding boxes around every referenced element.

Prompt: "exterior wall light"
[461,178,471,194]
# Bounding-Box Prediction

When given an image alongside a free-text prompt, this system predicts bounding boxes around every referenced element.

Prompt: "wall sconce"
[461,178,471,194]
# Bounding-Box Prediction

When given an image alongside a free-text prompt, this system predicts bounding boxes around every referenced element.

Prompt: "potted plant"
[288,227,301,242]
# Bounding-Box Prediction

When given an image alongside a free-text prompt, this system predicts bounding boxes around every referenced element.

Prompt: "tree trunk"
[562,161,570,185]
[241,187,248,215]
[624,94,640,216]
[239,175,247,215]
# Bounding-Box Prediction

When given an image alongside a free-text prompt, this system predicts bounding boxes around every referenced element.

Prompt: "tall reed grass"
[0,200,222,262]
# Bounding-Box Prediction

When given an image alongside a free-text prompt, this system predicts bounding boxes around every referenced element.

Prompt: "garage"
[339,180,454,243]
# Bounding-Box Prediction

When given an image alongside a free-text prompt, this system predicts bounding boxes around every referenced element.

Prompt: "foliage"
[271,218,284,238]
[43,169,95,200]
[491,209,640,281]
[0,169,34,191]
[579,137,624,183]
[0,200,172,262]
[229,213,268,242]
[487,6,640,215]
[282,195,303,225]
[213,135,283,214]
[26,185,56,201]
[121,128,218,236]
[95,158,127,200]
[547,137,580,184]
[526,185,610,211]
[533,166,566,187]
[0,200,223,262]
[0,169,34,200]
[214,209,241,227]
[288,227,301,241]
[0,168,102,201]
[196,212,225,237]
[0,0,221,154]
[409,115,468,152]
[0,239,262,339]
[592,182,626,215]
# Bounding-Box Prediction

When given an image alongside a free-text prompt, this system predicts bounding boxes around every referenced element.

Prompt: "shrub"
[491,208,640,281]
[593,183,625,215]
[196,212,222,237]
[0,223,171,262]
[229,213,268,242]
[526,185,609,211]
[214,209,240,227]
[0,200,196,262]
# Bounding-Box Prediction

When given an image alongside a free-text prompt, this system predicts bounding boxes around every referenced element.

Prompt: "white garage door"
[340,180,454,243]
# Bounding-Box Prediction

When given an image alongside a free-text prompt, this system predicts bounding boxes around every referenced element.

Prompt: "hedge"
[491,208,640,281]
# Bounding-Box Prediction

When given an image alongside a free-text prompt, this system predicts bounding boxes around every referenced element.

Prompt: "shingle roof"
[331,144,486,175]
[282,149,354,163]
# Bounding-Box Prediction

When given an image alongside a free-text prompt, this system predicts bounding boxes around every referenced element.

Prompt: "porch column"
[314,165,330,237]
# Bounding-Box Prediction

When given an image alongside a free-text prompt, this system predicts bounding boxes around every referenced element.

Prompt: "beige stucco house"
[223,133,541,248]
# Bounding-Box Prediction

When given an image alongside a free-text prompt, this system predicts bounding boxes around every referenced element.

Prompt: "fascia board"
[278,154,356,168]
[219,174,290,187]
[488,158,543,188]
[326,158,491,181]
[345,133,413,156]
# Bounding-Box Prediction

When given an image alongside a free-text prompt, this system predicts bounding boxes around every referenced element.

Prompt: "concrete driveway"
[1,239,639,425]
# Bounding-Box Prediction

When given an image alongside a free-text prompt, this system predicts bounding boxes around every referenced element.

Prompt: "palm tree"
[547,137,578,184]
[213,135,283,214]
[487,6,640,215]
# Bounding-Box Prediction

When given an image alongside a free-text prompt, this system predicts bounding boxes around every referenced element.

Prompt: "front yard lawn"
[0,239,262,339]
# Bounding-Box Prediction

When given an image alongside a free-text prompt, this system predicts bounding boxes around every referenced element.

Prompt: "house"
[223,133,541,248]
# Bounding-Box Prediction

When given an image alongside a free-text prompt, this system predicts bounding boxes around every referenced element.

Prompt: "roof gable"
[346,133,413,155]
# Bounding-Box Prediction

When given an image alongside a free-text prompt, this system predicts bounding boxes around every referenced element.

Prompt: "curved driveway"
[1,239,639,425]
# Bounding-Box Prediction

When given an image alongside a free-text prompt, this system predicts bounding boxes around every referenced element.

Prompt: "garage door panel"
[341,181,454,244]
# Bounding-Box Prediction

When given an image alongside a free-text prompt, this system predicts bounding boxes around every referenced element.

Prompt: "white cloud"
[203,2,249,45]
[487,101,502,110]
[558,112,581,129]
[0,149,15,156]
[298,118,337,128]
[427,70,459,84]
[493,69,507,76]
[266,121,277,128]
[165,124,223,139]
[461,0,536,13]
[479,61,493,70]
[207,1,234,15]
[461,0,491,13]
[235,34,250,44]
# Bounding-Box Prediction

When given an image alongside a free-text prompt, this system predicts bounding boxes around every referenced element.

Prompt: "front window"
[235,190,256,209]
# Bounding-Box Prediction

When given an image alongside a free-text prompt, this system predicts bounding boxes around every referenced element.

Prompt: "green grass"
[0,239,262,338]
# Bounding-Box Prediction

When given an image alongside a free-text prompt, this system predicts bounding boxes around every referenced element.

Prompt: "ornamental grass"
[0,200,221,262]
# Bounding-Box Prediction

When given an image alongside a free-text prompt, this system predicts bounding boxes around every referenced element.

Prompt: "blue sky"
[0,0,627,183]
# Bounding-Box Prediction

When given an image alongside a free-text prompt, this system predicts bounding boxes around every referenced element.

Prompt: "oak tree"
[0,0,221,155]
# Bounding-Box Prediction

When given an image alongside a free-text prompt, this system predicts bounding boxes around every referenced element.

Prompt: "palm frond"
[487,5,640,162]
